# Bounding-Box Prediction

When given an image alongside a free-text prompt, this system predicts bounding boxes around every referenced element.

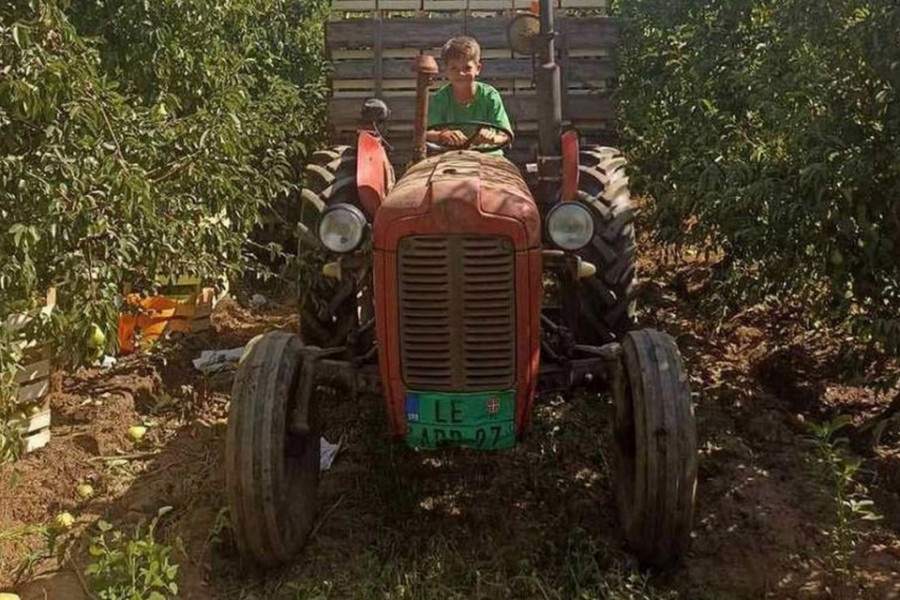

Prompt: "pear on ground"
[55,512,75,529]
[127,425,147,441]
[76,483,94,499]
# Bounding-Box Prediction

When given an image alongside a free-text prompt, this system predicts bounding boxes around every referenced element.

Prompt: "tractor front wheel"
[225,331,320,566]
[612,329,697,567]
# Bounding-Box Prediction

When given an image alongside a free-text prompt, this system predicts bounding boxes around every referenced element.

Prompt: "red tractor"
[226,0,697,569]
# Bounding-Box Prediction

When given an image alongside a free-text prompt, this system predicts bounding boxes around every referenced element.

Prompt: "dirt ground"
[1,241,899,599]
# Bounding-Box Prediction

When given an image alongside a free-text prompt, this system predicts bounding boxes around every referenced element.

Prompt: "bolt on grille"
[398,236,516,391]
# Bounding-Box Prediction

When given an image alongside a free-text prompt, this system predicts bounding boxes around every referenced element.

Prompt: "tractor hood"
[373,151,541,250]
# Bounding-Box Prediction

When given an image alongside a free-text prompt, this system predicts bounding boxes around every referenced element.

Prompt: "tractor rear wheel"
[612,329,697,567]
[298,146,362,348]
[226,331,320,566]
[575,146,636,344]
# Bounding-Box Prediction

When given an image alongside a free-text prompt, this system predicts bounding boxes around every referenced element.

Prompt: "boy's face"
[445,57,481,89]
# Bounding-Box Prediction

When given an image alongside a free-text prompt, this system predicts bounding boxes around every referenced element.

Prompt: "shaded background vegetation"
[615,0,900,354]
[0,0,328,379]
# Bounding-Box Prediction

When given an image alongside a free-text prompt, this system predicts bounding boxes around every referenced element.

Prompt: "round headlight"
[318,204,367,253]
[546,202,595,251]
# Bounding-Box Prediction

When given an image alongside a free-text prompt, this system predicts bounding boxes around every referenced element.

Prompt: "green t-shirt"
[427,82,513,150]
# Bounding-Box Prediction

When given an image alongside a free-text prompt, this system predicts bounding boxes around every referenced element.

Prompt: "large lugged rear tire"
[575,146,636,344]
[298,146,362,347]
[226,331,320,566]
[613,329,697,567]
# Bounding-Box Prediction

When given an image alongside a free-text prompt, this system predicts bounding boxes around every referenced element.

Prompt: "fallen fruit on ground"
[127,425,147,441]
[54,512,75,529]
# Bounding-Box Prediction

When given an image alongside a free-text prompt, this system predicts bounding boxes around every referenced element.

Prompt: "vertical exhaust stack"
[413,54,439,164]
[535,0,563,208]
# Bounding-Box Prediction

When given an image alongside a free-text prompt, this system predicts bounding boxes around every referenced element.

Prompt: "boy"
[426,36,513,151]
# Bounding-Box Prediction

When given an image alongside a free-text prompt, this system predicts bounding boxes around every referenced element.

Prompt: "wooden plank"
[328,18,464,48]
[14,358,50,386]
[18,378,49,404]
[21,342,52,364]
[332,47,430,60]
[327,16,619,51]
[331,46,512,60]
[334,78,419,90]
[466,0,516,9]
[332,56,614,80]
[373,10,384,96]
[422,0,467,9]
[5,312,31,332]
[192,317,212,333]
[559,17,618,49]
[560,0,607,7]
[332,0,377,8]
[22,409,51,434]
[23,427,50,453]
[193,303,213,319]
[330,91,614,123]
[379,0,421,8]
[464,17,517,48]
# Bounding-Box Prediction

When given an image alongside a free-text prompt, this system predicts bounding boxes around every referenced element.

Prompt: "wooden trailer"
[325,0,618,168]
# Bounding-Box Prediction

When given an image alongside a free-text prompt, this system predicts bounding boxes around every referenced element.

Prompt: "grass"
[203,391,680,599]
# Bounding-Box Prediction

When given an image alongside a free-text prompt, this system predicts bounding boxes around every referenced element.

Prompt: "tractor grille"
[398,236,516,391]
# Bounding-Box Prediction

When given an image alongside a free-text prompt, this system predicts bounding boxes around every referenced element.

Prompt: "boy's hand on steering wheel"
[469,128,504,147]
[438,129,468,147]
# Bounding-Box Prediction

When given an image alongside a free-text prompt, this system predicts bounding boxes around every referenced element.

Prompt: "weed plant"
[809,416,882,583]
[85,508,181,600]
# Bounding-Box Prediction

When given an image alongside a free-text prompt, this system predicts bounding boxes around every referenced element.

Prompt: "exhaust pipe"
[412,54,439,164]
[535,0,562,208]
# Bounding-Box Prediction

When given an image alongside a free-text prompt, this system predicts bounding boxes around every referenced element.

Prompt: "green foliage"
[808,415,882,580]
[0,0,327,376]
[615,0,900,351]
[85,509,181,600]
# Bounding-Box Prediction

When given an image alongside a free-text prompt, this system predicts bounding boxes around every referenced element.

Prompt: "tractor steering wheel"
[426,120,514,154]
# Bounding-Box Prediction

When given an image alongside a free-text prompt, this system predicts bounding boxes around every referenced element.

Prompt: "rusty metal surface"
[398,235,516,391]
[413,55,439,163]
[376,151,541,249]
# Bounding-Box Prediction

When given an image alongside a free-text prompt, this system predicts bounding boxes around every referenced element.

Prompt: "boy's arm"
[473,87,513,145]
[426,87,467,146]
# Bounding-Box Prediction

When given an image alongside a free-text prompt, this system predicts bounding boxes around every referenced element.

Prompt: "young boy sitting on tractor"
[425,36,513,151]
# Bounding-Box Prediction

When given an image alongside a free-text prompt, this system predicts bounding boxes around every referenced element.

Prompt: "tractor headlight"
[318,204,367,253]
[546,202,594,251]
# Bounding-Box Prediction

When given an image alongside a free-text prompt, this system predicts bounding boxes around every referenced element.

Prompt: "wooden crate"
[165,284,216,335]
[118,279,221,354]
[3,290,56,455]
[9,347,53,454]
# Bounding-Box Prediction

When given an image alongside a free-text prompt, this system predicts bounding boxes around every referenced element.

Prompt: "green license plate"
[405,390,516,450]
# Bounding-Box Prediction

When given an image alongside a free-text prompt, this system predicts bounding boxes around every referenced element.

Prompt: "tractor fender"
[561,129,580,203]
[356,130,392,217]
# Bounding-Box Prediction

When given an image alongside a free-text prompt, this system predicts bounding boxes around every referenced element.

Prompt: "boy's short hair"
[440,36,481,64]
